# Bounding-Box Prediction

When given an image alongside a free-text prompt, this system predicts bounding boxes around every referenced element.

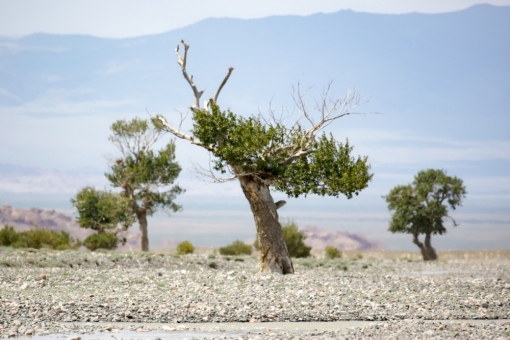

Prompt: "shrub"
[253,220,311,258]
[83,232,118,251]
[325,246,342,259]
[0,225,78,250]
[177,240,195,254]
[219,240,252,256]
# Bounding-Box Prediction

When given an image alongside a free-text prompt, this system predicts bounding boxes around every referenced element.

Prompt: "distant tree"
[106,118,184,252]
[156,40,372,274]
[71,186,135,239]
[384,169,466,261]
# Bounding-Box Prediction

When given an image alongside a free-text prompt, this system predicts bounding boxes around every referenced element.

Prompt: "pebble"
[0,248,509,339]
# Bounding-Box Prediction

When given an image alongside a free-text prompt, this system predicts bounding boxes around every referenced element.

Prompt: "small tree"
[157,41,372,274]
[106,118,184,251]
[384,169,466,261]
[71,186,135,237]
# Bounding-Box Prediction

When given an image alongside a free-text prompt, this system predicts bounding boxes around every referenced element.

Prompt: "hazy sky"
[1,0,510,38]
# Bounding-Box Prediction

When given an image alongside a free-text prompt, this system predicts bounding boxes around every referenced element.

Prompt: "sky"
[1,0,510,38]
[0,1,509,251]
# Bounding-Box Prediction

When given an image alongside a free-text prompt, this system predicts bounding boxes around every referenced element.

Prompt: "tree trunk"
[136,211,149,252]
[239,175,294,274]
[412,232,431,261]
[424,232,438,261]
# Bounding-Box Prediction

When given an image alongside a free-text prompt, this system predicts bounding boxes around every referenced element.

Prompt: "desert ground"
[1,248,509,339]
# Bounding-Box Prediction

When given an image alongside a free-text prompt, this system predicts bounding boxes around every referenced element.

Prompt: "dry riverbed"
[1,248,509,339]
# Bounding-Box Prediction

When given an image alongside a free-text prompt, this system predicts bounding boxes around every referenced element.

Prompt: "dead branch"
[213,67,234,105]
[176,40,204,112]
[189,157,238,183]
[157,116,217,153]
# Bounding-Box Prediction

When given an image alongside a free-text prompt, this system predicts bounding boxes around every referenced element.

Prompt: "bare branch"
[176,40,204,112]
[157,116,217,153]
[445,215,459,227]
[213,67,234,104]
[189,157,238,183]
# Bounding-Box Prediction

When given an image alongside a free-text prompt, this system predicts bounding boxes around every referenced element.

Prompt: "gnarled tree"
[384,169,467,261]
[157,40,373,273]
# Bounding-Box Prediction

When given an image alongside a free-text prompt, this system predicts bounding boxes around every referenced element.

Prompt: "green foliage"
[219,240,252,256]
[82,232,119,251]
[191,103,372,199]
[384,169,466,236]
[254,220,311,258]
[275,134,372,198]
[71,187,135,233]
[282,221,312,258]
[177,240,195,254]
[325,246,342,259]
[0,225,79,250]
[106,118,184,216]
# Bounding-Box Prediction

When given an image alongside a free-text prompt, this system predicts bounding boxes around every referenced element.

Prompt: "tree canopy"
[384,169,466,260]
[71,186,135,234]
[190,103,372,198]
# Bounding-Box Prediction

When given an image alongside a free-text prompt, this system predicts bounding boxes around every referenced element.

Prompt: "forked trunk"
[239,175,294,274]
[413,232,429,261]
[137,211,149,252]
[424,232,438,261]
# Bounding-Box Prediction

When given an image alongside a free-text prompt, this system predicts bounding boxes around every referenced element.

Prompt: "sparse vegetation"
[177,240,195,254]
[0,225,79,250]
[82,232,118,251]
[219,240,252,256]
[325,246,342,259]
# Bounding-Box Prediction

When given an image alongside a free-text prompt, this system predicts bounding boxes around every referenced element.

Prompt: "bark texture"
[136,210,149,252]
[239,176,294,274]
[424,233,438,261]
[413,232,438,261]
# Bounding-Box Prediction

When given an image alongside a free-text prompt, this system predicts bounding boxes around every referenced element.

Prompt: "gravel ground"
[1,247,509,339]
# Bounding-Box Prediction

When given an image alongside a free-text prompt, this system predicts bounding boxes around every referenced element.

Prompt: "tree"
[71,186,135,240]
[156,40,372,274]
[384,169,466,261]
[105,118,184,251]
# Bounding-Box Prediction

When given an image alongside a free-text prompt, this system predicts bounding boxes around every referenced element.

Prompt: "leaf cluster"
[274,134,372,198]
[106,118,184,215]
[71,187,135,232]
[384,169,466,236]
[192,103,372,198]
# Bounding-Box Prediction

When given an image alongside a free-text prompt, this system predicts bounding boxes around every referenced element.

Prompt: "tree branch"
[176,40,204,112]
[157,116,217,152]
[213,67,234,105]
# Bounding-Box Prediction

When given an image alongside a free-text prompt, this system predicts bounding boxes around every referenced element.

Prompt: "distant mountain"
[0,204,139,248]
[302,225,382,250]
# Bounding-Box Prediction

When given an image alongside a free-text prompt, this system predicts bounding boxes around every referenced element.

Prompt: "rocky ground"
[0,247,509,339]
